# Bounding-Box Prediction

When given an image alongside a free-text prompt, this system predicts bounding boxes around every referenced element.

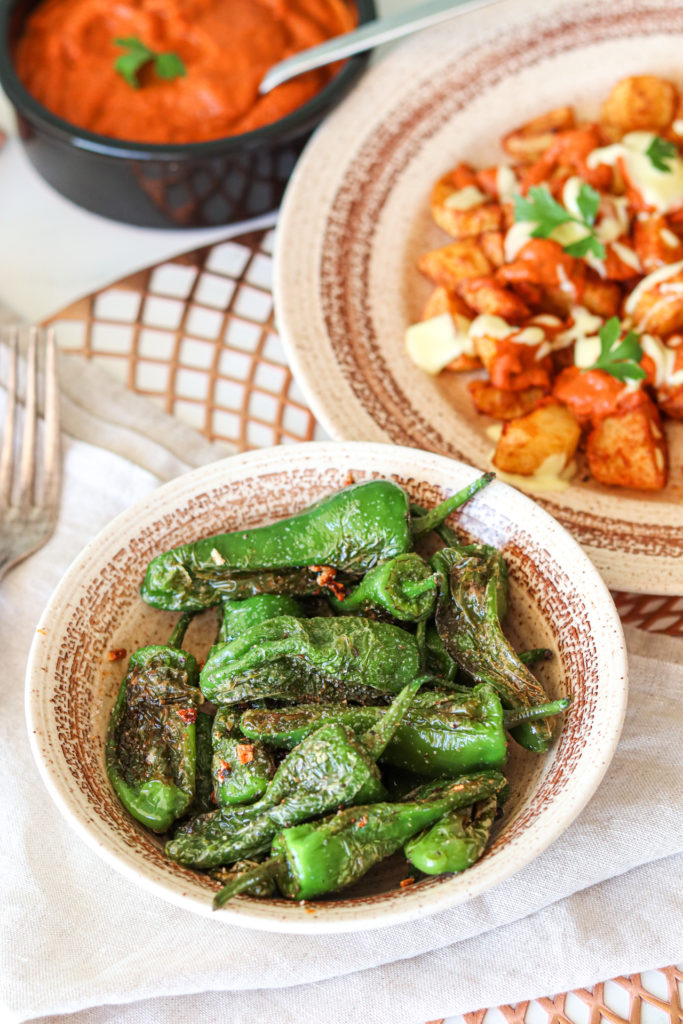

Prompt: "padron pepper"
[432,547,555,753]
[212,707,275,806]
[328,552,438,621]
[166,677,425,868]
[218,593,303,642]
[240,686,570,778]
[105,613,200,833]
[404,794,498,875]
[141,475,493,611]
[213,769,507,906]
[192,710,216,815]
[200,615,421,705]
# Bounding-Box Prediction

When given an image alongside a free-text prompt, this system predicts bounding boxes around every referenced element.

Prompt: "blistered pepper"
[200,615,421,705]
[193,709,216,815]
[141,476,493,611]
[240,686,569,778]
[212,707,275,806]
[213,770,507,906]
[105,613,200,833]
[218,593,303,642]
[328,552,437,621]
[166,678,424,868]
[404,794,498,874]
[432,547,554,752]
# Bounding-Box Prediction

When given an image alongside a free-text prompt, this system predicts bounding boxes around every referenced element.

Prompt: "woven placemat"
[45,228,682,1024]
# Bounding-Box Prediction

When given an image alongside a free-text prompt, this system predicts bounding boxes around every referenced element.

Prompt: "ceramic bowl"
[26,442,627,932]
[274,0,683,593]
[0,0,375,227]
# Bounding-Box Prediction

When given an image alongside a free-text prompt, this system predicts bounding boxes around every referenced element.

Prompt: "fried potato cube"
[456,277,531,320]
[419,287,482,371]
[586,401,668,490]
[580,276,622,318]
[479,231,505,268]
[468,381,545,420]
[601,75,677,136]
[502,106,576,162]
[658,384,683,419]
[628,268,683,334]
[418,242,492,290]
[633,216,683,274]
[492,399,581,475]
[430,183,504,239]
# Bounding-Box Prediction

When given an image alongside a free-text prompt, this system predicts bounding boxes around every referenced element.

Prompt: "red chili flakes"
[399,877,415,888]
[177,707,197,724]
[236,744,255,765]
[310,565,346,601]
[216,760,232,782]
[107,648,127,662]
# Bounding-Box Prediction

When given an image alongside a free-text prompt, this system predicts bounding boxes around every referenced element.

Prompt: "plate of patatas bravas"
[275,0,683,593]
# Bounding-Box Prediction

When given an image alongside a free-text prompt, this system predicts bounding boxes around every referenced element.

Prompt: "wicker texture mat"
[45,228,682,1022]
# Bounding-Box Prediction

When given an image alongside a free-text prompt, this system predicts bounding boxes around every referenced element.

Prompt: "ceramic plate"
[274,0,683,594]
[26,442,627,932]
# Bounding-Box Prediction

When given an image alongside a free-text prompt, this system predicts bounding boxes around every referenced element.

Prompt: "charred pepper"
[218,593,303,642]
[105,613,200,833]
[213,770,507,906]
[200,615,421,705]
[404,794,498,874]
[212,708,275,806]
[141,475,493,611]
[166,678,425,868]
[328,552,437,621]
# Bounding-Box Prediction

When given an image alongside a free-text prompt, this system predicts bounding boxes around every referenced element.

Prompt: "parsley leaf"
[645,136,677,173]
[114,36,186,89]
[513,184,606,259]
[584,317,646,382]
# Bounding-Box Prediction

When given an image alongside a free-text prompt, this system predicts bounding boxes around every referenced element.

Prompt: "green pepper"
[432,547,553,752]
[192,710,216,815]
[200,615,421,705]
[166,677,425,868]
[212,708,275,806]
[328,553,437,621]
[404,794,498,874]
[424,621,458,682]
[141,476,493,612]
[105,613,200,833]
[218,594,303,642]
[213,769,506,906]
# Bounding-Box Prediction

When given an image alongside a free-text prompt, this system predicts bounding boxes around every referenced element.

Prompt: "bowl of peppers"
[25,441,628,931]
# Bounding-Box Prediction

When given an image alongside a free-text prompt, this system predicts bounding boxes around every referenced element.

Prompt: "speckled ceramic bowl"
[26,442,627,932]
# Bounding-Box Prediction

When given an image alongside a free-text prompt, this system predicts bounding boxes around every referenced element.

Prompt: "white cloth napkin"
[0,361,681,1024]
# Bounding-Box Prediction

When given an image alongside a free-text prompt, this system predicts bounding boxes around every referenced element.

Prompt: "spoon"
[259,0,503,95]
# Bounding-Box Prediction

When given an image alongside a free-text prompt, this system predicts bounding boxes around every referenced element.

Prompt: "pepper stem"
[402,576,438,598]
[167,612,196,650]
[213,857,285,909]
[411,473,495,539]
[518,648,553,666]
[503,697,571,728]
[361,676,427,761]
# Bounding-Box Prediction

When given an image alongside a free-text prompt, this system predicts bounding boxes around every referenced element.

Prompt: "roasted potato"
[633,216,683,274]
[420,285,473,322]
[456,277,531,320]
[502,106,576,163]
[479,231,506,268]
[468,381,545,420]
[418,242,493,290]
[580,275,622,318]
[430,169,504,239]
[600,75,677,137]
[492,399,581,475]
[627,267,683,334]
[586,399,668,489]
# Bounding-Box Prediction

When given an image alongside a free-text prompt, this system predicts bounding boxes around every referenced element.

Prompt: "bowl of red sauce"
[0,0,375,227]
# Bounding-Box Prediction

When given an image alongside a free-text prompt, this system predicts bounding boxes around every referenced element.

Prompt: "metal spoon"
[259,0,503,95]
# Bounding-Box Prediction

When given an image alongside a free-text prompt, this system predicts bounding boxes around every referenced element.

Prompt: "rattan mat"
[45,227,682,1024]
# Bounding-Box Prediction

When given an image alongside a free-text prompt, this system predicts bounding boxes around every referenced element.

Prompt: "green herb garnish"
[513,184,606,260]
[645,135,678,173]
[114,36,186,89]
[583,317,646,382]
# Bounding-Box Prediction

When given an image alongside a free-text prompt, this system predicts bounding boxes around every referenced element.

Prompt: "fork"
[0,326,60,580]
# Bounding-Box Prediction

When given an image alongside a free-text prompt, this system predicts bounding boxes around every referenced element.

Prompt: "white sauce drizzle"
[587,131,683,213]
[624,259,683,316]
[405,313,474,374]
[496,165,518,203]
[444,185,488,210]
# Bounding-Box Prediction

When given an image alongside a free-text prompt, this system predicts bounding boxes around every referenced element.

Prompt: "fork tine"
[42,328,61,510]
[0,328,18,506]
[18,326,38,509]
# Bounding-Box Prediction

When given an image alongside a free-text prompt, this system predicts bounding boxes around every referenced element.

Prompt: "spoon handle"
[259,0,503,95]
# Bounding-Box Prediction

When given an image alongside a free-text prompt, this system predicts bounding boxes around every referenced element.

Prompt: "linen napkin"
[1,363,681,1024]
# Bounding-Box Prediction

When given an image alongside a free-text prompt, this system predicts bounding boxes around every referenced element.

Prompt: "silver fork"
[0,326,61,580]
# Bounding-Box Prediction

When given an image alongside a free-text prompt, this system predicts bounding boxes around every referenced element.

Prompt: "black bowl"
[0,0,375,228]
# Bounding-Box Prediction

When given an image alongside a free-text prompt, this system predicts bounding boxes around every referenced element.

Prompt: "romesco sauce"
[14,0,356,144]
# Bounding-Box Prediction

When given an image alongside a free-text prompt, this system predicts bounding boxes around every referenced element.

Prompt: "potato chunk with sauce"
[601,75,677,137]
[492,399,581,475]
[586,400,668,489]
[418,242,492,290]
